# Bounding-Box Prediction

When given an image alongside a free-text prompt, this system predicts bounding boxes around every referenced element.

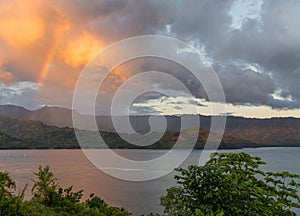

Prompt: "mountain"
[0,115,251,149]
[0,105,77,128]
[1,105,300,147]
[224,117,300,146]
[0,104,31,119]
[0,131,27,149]
[0,115,78,149]
[0,105,209,131]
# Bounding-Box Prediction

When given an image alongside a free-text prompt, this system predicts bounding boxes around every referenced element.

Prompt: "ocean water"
[0,148,299,215]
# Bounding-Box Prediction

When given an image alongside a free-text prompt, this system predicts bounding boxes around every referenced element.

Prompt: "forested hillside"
[0,115,252,149]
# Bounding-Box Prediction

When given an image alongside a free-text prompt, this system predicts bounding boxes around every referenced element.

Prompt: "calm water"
[0,148,300,215]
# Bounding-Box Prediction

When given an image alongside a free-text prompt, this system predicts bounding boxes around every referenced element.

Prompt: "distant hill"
[0,131,27,149]
[0,104,300,147]
[0,115,78,149]
[224,117,300,146]
[0,114,253,149]
[0,105,78,128]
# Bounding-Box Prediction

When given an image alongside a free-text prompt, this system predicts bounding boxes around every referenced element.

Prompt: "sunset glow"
[0,1,44,47]
[0,0,299,118]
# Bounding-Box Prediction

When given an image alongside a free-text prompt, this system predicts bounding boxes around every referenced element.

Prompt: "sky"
[0,0,300,118]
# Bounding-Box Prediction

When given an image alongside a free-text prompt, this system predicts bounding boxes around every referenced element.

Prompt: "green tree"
[29,165,131,215]
[0,165,132,215]
[161,152,300,216]
[31,165,58,205]
[0,171,26,215]
[0,171,15,196]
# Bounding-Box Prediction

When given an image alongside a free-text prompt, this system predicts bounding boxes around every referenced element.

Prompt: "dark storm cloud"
[0,0,299,111]
[85,0,175,43]
[171,0,234,48]
[216,65,275,105]
[95,0,300,110]
[56,0,126,19]
[212,0,300,108]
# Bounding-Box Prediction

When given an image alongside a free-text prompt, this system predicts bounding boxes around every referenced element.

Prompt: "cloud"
[60,31,103,67]
[212,0,300,108]
[0,62,14,84]
[187,99,206,107]
[0,81,39,109]
[216,65,275,106]
[0,0,299,115]
[130,105,162,115]
[0,0,45,47]
[170,0,234,48]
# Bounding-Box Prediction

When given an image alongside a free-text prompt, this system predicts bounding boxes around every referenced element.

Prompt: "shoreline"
[1,145,300,150]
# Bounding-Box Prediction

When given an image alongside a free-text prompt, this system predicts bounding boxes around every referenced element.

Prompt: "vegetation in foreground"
[0,165,131,216]
[160,152,300,216]
[1,152,300,216]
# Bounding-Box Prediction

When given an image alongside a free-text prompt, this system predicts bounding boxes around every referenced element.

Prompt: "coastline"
[1,144,300,150]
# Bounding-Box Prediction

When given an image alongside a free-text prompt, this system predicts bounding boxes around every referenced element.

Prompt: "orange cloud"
[60,31,103,67]
[0,63,14,84]
[0,0,45,47]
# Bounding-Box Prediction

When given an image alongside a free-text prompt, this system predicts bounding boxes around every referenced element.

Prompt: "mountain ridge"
[0,114,253,149]
[0,104,300,147]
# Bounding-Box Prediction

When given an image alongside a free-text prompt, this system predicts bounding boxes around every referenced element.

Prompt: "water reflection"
[0,148,299,215]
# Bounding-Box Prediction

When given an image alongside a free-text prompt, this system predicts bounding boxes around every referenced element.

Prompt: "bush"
[161,152,300,216]
[0,165,131,216]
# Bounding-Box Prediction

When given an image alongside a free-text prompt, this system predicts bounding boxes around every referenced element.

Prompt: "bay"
[0,148,299,215]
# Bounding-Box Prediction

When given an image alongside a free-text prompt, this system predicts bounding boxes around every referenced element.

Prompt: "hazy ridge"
[0,105,299,149]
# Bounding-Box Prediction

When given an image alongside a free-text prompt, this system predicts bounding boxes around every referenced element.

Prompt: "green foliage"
[32,165,59,204]
[161,152,300,216]
[0,115,249,150]
[0,171,24,215]
[0,165,131,216]
[0,171,15,196]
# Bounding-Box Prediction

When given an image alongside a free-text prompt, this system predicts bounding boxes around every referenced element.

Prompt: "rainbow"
[38,24,67,85]
[38,37,59,84]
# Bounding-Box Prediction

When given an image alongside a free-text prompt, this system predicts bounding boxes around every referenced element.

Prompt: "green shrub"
[0,165,131,216]
[161,152,300,216]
